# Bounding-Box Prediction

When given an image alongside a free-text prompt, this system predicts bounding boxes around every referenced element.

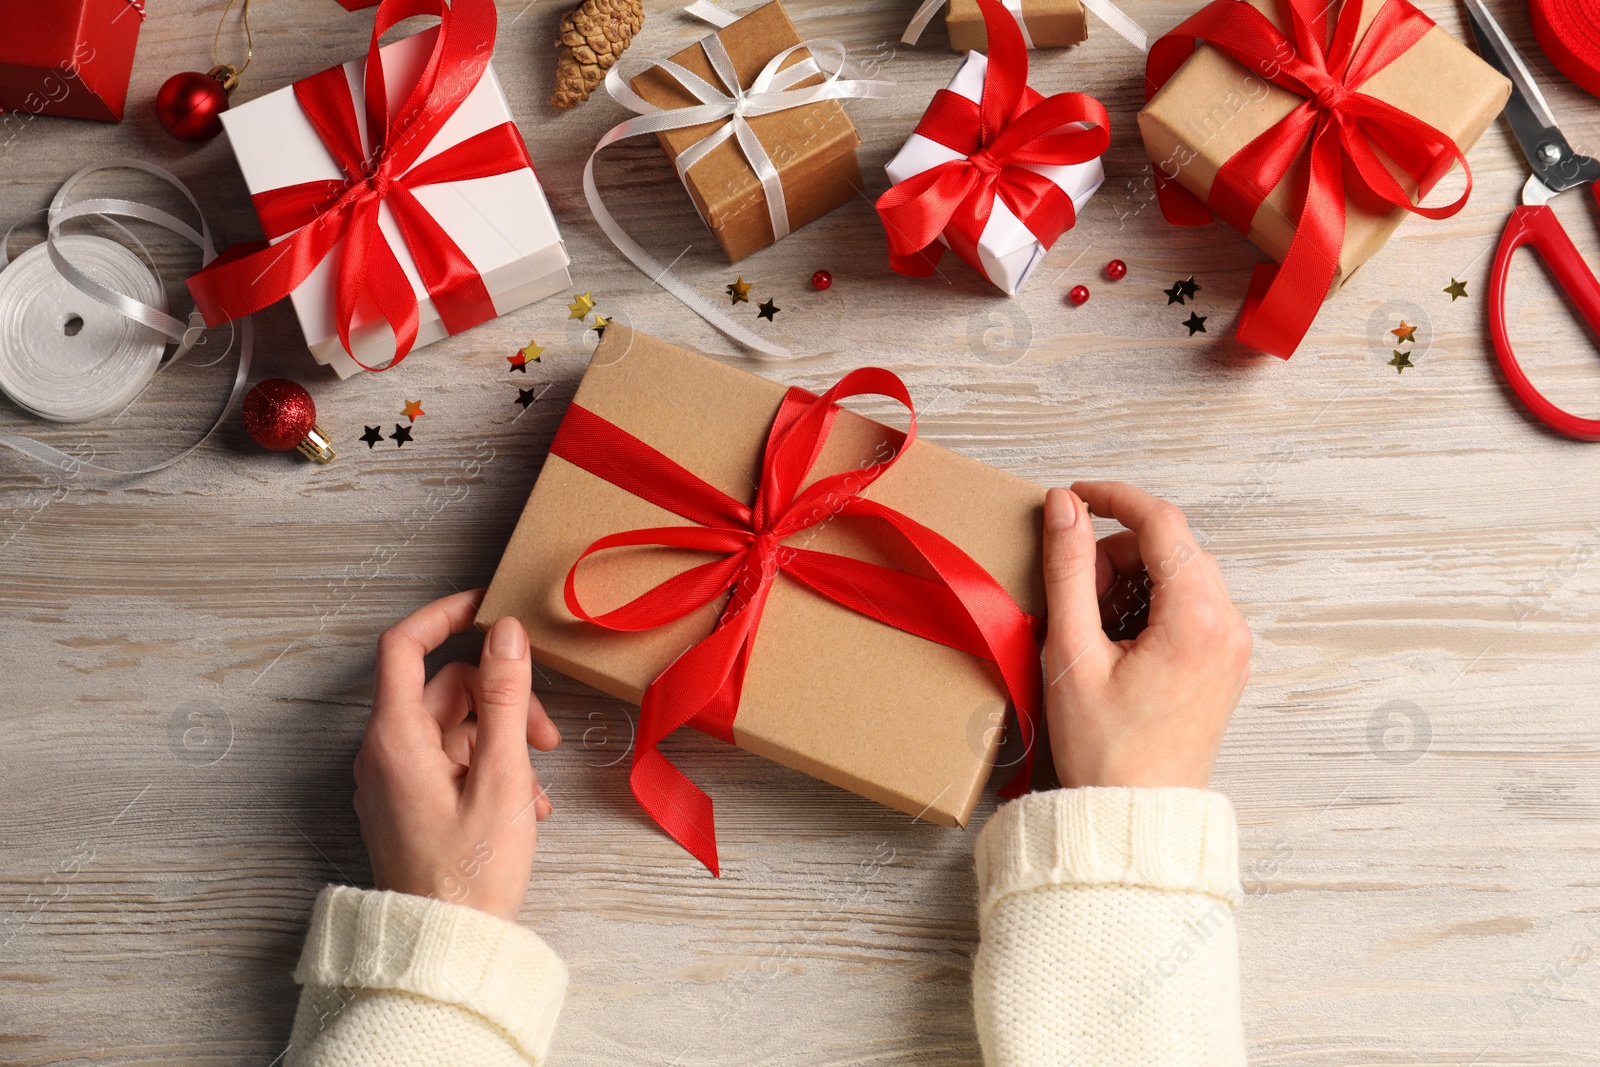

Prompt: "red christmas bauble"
[243,379,318,452]
[1106,259,1127,281]
[156,70,232,143]
[1068,285,1090,306]
[811,269,832,291]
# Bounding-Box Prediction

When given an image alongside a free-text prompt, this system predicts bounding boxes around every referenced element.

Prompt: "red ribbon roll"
[552,368,1045,876]
[186,0,530,371]
[1145,0,1474,359]
[1531,0,1600,100]
[875,0,1109,281]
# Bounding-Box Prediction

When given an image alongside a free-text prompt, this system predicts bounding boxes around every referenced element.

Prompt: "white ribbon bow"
[583,7,893,357]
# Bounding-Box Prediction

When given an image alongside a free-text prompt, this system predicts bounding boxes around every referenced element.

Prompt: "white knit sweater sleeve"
[284,886,567,1067]
[972,787,1246,1067]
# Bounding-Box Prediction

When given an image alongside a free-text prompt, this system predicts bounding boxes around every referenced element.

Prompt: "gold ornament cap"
[297,424,336,464]
[208,64,240,93]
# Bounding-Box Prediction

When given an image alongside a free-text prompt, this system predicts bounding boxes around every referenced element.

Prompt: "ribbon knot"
[552,364,1045,876]
[187,0,538,371]
[1312,80,1350,113]
[875,0,1109,280]
[1145,0,1474,358]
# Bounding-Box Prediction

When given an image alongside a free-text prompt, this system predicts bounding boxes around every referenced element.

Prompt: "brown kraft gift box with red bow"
[477,326,1046,830]
[1137,0,1510,289]
[628,1,864,263]
[946,0,1088,51]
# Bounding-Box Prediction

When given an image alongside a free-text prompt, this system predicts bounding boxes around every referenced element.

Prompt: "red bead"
[1068,285,1090,306]
[811,269,832,291]
[243,379,318,451]
[155,70,231,143]
[1106,259,1127,281]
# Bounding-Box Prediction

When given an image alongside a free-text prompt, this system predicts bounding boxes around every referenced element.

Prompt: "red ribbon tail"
[630,746,721,877]
[887,243,947,277]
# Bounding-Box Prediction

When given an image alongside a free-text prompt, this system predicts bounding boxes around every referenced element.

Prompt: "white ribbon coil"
[0,160,252,475]
[584,8,894,357]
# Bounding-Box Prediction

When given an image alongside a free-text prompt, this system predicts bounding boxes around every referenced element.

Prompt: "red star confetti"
[1391,321,1418,343]
[402,399,425,421]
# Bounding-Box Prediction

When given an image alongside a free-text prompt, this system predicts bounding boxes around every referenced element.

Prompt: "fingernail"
[489,617,527,659]
[1050,488,1077,529]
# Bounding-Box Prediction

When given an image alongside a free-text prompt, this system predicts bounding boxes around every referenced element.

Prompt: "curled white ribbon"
[0,160,251,475]
[584,16,893,357]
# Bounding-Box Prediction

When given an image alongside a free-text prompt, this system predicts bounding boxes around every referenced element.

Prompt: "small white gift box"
[219,27,571,377]
[883,51,1104,296]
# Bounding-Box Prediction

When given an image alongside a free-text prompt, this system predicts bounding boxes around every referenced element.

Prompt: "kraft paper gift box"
[884,51,1105,296]
[478,326,1048,830]
[1137,0,1510,290]
[628,1,865,264]
[0,0,143,123]
[947,0,1087,51]
[218,26,571,378]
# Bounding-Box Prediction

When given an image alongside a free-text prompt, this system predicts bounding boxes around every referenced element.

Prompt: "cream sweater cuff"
[974,787,1243,927]
[294,886,567,1064]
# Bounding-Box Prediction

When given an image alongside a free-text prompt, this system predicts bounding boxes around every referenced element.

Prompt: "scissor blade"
[1462,0,1558,131]
[1462,0,1599,197]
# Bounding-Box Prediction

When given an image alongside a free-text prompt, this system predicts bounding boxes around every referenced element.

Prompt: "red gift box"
[0,0,144,123]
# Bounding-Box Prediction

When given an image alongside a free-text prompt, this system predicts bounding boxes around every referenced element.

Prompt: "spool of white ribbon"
[584,9,894,358]
[0,235,166,422]
[0,160,251,475]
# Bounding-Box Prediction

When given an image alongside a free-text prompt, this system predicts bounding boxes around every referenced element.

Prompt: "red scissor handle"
[1487,184,1600,442]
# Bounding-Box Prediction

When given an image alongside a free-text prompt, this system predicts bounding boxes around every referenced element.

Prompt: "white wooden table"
[2,1,1598,1064]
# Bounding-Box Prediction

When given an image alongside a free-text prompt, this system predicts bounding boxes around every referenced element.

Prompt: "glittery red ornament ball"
[155,70,231,143]
[1106,259,1127,281]
[1068,285,1090,306]
[243,379,318,452]
[811,269,832,291]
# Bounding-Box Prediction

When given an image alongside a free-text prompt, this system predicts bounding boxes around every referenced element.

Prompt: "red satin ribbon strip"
[550,370,1044,876]
[186,0,529,370]
[1145,0,1473,358]
[875,0,1109,280]
[1531,0,1600,99]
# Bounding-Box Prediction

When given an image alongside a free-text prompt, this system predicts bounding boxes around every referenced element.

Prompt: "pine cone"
[551,0,645,109]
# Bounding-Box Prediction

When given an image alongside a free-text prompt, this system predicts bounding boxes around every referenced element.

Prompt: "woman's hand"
[354,589,561,922]
[1040,483,1251,790]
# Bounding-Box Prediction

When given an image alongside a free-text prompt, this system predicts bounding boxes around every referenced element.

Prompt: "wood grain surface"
[2,1,1599,1065]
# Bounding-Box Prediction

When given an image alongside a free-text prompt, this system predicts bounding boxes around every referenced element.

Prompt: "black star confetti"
[1178,276,1201,300]
[391,423,413,447]
[757,297,780,321]
[1389,349,1413,373]
[1183,311,1207,335]
[360,425,384,449]
[1164,280,1187,305]
[516,387,538,409]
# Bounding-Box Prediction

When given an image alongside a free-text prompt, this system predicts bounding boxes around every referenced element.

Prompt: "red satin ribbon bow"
[552,368,1045,876]
[1145,0,1472,358]
[875,0,1110,280]
[186,0,531,371]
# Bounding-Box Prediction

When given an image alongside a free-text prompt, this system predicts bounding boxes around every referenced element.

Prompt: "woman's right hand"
[1039,482,1252,790]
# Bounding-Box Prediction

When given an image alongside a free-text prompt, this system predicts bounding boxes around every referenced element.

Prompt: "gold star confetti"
[401,399,425,421]
[1389,349,1413,373]
[1391,320,1418,343]
[519,339,544,362]
[726,277,752,304]
[1444,278,1468,301]
[567,292,596,319]
[591,314,610,336]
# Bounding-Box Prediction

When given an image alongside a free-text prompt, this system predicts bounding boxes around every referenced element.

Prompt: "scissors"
[1464,0,1600,441]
